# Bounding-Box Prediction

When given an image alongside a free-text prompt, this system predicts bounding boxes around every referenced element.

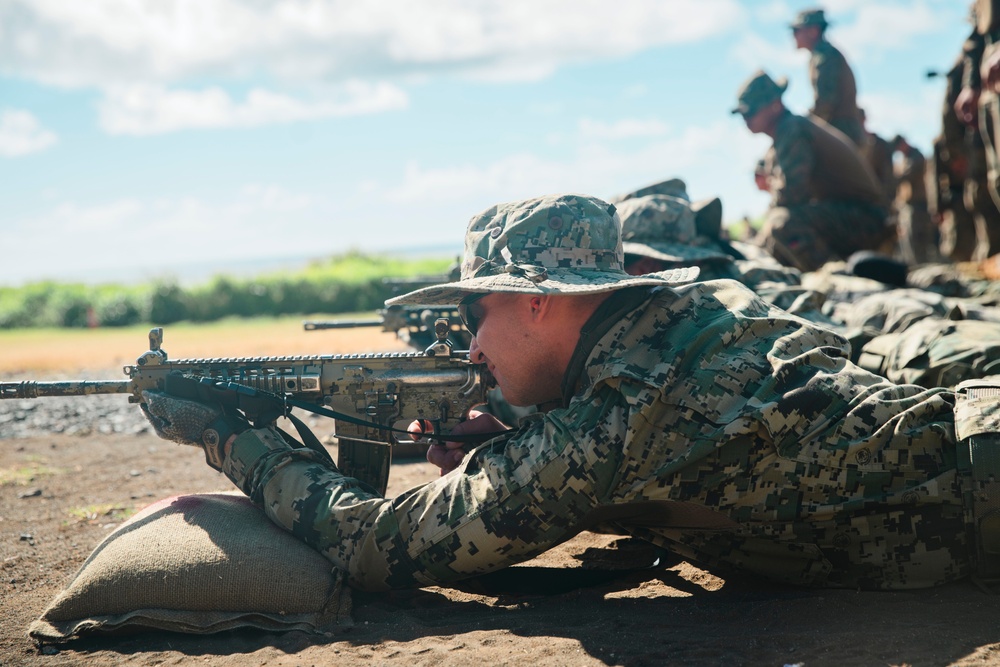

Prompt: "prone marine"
[143,194,1000,591]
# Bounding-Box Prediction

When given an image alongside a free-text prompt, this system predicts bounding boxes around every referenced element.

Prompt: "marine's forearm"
[227,412,611,591]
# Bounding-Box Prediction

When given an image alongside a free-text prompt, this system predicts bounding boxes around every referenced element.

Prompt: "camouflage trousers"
[939,185,980,262]
[896,201,940,266]
[975,90,1000,258]
[759,201,892,272]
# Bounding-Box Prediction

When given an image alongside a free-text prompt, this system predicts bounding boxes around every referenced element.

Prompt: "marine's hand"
[954,86,980,126]
[426,410,508,475]
[141,390,249,470]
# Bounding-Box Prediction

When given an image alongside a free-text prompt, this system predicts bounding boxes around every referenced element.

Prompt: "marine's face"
[792,25,819,49]
[754,172,770,192]
[466,293,562,407]
[742,107,768,134]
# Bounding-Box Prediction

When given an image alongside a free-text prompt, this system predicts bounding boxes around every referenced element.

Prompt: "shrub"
[147,282,189,325]
[0,253,455,328]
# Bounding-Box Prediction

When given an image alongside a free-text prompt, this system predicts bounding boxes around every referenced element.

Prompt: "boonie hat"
[619,195,732,263]
[386,193,699,306]
[732,70,788,117]
[790,8,828,29]
[609,177,689,204]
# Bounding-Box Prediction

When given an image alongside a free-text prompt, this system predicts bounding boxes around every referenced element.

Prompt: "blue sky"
[0,0,971,285]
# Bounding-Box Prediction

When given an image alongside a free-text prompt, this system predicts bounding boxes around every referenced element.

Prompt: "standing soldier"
[931,37,982,261]
[791,8,866,147]
[892,135,940,265]
[733,70,892,271]
[956,0,1000,258]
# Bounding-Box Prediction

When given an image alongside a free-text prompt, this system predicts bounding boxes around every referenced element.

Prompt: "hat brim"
[790,20,827,29]
[623,241,731,264]
[385,266,700,306]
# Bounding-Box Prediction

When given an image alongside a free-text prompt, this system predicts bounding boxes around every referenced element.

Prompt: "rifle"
[304,304,472,350]
[1,325,494,495]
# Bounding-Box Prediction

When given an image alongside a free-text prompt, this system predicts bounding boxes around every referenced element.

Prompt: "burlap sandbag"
[29,492,351,643]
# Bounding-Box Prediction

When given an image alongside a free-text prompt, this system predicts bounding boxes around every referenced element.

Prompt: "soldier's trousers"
[940,186,980,262]
[759,201,891,272]
[975,90,1000,257]
[897,201,940,265]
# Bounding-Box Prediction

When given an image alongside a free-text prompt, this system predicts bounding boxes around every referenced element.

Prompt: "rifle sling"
[282,410,336,468]
[280,393,510,446]
[169,374,507,446]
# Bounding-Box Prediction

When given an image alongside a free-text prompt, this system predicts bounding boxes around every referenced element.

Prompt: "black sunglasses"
[458,293,486,336]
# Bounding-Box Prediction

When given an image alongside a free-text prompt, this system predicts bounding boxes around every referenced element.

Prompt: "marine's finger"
[427,444,465,473]
[406,419,435,441]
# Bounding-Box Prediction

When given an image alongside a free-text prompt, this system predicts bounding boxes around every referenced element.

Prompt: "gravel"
[0,394,151,439]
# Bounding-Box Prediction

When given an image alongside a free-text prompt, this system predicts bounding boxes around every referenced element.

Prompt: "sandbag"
[29,492,351,643]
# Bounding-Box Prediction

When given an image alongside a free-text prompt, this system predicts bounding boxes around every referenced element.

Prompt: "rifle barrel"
[0,381,131,399]
[303,320,382,330]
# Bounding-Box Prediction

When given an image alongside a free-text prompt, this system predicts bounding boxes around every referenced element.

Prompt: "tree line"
[0,253,455,328]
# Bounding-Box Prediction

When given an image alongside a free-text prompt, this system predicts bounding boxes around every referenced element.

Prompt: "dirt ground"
[4,336,1000,666]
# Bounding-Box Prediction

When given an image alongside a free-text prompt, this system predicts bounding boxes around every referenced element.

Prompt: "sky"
[0,0,973,285]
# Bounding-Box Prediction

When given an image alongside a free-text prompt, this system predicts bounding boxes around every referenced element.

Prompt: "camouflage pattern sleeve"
[225,391,635,591]
[771,113,813,207]
[809,42,842,123]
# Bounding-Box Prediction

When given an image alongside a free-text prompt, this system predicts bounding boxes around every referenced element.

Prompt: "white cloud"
[0,109,58,157]
[43,199,143,233]
[3,119,775,282]
[384,119,772,218]
[752,1,795,24]
[98,81,409,135]
[858,86,944,152]
[836,3,941,62]
[578,117,670,140]
[1,185,333,280]
[2,0,747,88]
[728,32,809,77]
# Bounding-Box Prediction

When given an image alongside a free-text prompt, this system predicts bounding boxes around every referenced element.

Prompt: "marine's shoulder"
[813,38,843,60]
[641,279,774,324]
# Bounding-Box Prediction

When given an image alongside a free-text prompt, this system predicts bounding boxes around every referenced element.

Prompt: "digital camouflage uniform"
[893,141,941,265]
[808,38,866,147]
[616,193,1000,394]
[776,267,1000,389]
[966,0,1000,257]
[932,41,981,262]
[197,194,992,593]
[732,71,892,272]
[762,110,890,271]
[220,280,972,591]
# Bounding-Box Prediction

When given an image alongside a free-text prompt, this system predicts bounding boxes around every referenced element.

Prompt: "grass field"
[0,314,410,375]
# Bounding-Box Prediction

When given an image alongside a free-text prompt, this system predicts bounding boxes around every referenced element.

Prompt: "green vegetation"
[66,503,136,524]
[0,252,455,329]
[725,216,764,242]
[0,457,63,486]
